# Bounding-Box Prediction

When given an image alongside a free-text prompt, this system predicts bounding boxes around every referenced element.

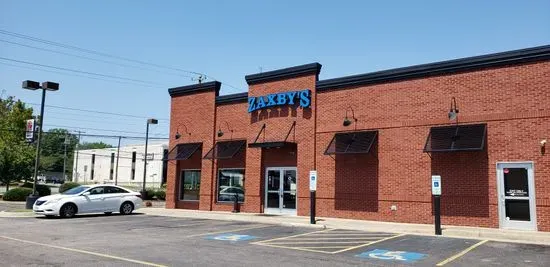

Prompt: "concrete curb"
[0,211,36,218]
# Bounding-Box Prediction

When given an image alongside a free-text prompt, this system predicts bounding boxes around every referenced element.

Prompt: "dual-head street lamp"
[142,118,158,198]
[22,80,59,209]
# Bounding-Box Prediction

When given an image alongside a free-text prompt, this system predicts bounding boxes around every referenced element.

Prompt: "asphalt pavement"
[1,213,549,266]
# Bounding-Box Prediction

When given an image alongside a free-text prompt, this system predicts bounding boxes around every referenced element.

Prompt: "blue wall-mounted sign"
[248,89,311,113]
[356,249,427,263]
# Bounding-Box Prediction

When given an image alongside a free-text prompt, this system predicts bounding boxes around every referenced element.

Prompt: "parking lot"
[1,214,549,266]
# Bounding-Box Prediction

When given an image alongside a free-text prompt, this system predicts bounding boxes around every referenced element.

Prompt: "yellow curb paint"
[0,236,166,267]
[183,224,270,238]
[436,240,488,266]
[331,233,406,254]
[252,228,335,244]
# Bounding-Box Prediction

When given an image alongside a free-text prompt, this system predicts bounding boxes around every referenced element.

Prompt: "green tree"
[40,129,78,177]
[79,142,113,150]
[0,96,35,190]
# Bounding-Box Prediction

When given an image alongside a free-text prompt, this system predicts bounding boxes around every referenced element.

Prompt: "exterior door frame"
[496,161,537,231]
[264,167,298,215]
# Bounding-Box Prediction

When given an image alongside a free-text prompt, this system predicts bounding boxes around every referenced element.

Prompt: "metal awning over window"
[164,143,202,160]
[324,131,378,155]
[423,124,486,152]
[248,122,296,149]
[204,140,246,159]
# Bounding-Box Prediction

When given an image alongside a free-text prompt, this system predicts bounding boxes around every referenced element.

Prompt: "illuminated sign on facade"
[248,89,311,113]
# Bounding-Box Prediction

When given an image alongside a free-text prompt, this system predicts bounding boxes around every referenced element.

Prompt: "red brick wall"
[247,75,318,216]
[167,61,550,231]
[316,62,550,230]
[167,90,216,210]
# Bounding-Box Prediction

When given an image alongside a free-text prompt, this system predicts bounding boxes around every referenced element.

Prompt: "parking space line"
[255,243,335,254]
[0,235,167,267]
[183,224,270,238]
[268,241,376,244]
[330,233,406,254]
[436,239,488,266]
[252,228,335,244]
[288,237,391,240]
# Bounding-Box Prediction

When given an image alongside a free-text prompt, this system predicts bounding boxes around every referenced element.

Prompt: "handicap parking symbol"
[206,234,256,242]
[357,249,426,263]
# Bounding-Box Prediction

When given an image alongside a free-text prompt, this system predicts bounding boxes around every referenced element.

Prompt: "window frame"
[179,169,201,201]
[216,168,245,204]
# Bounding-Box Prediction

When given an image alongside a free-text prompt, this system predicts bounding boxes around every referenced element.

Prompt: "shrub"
[59,182,81,193]
[3,187,33,201]
[145,188,156,200]
[21,182,51,196]
[155,190,166,200]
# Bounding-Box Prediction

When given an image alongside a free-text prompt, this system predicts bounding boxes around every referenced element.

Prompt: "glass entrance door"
[265,167,297,215]
[497,162,537,230]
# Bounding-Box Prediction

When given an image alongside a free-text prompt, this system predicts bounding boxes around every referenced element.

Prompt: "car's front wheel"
[59,203,77,218]
[120,202,134,215]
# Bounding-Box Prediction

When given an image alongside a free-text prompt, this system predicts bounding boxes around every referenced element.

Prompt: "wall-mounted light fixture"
[343,107,358,128]
[541,139,547,155]
[448,97,459,122]
[217,121,234,138]
[174,123,191,139]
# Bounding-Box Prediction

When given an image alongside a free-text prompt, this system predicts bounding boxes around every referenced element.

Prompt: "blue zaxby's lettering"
[248,89,311,113]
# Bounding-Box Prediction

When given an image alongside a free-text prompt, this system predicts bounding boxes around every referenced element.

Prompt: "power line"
[0,38,195,79]
[0,128,169,140]
[0,61,162,89]
[0,57,167,86]
[43,124,168,136]
[24,102,169,121]
[0,29,244,93]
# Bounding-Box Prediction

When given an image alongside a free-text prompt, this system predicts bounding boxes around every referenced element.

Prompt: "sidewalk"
[141,207,550,246]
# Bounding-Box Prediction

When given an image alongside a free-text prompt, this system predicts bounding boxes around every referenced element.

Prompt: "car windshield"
[62,186,91,195]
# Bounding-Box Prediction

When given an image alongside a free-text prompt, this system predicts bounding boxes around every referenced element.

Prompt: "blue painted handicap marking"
[206,234,256,242]
[357,249,427,263]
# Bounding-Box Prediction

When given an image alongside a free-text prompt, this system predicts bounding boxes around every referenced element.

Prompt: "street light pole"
[31,88,47,196]
[22,80,59,209]
[62,134,68,182]
[142,118,158,198]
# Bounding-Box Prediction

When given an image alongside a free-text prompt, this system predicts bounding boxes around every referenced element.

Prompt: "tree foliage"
[79,141,113,150]
[39,128,78,174]
[0,96,35,190]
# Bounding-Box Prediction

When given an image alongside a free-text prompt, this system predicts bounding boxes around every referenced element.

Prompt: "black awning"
[204,140,246,159]
[248,141,296,149]
[248,122,297,149]
[424,124,486,152]
[164,143,202,160]
[324,131,378,155]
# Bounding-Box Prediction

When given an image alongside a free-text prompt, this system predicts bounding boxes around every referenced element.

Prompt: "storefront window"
[180,170,200,201]
[217,169,245,203]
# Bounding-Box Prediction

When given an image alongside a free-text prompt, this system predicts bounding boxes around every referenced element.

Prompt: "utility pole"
[62,134,69,182]
[115,136,122,185]
[73,131,83,182]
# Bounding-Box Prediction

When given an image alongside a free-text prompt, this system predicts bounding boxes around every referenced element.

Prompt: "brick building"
[166,45,550,231]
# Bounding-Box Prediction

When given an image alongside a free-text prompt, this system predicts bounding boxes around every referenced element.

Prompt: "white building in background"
[73,142,168,188]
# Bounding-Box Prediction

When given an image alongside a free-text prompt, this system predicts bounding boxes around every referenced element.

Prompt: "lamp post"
[142,118,158,198]
[22,80,59,209]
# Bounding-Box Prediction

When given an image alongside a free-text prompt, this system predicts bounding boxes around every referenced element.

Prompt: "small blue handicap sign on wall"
[357,249,427,263]
[206,234,256,242]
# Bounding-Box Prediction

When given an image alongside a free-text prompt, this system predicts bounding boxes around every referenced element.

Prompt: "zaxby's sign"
[248,89,311,113]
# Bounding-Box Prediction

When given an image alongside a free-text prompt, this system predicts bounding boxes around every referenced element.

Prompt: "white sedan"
[33,184,142,218]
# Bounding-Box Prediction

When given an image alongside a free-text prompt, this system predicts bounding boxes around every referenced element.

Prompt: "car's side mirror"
[81,191,90,196]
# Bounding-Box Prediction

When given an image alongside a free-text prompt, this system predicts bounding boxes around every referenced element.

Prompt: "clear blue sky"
[1,0,549,145]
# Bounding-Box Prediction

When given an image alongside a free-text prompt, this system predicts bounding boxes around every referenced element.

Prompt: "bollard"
[232,193,240,213]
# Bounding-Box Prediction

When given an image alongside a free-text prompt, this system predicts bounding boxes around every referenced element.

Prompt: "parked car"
[218,186,244,202]
[33,184,142,218]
